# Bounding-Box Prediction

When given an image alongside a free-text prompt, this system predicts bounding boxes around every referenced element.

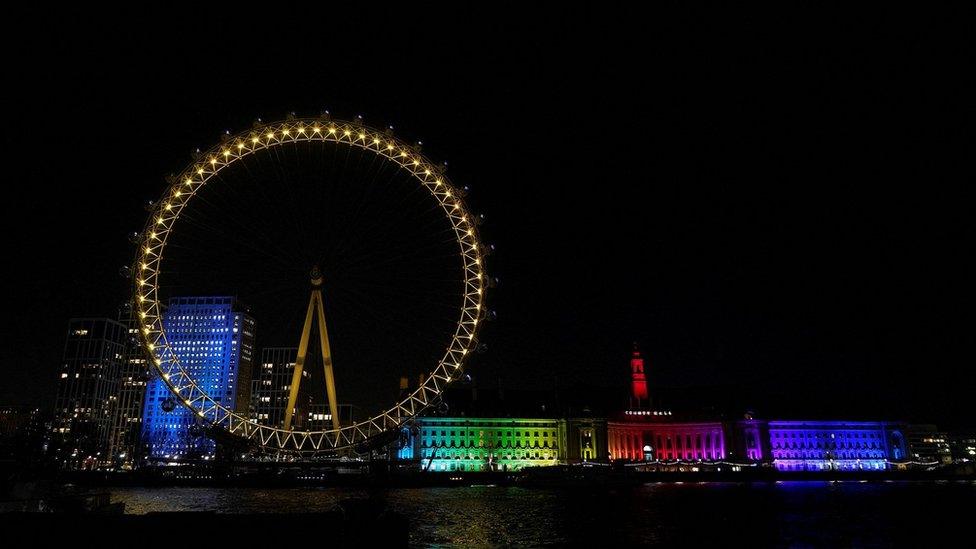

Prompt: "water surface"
[109,481,975,547]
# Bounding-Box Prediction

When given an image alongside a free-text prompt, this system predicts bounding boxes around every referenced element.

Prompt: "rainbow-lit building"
[608,346,749,463]
[610,416,728,462]
[399,417,561,472]
[605,346,769,465]
[396,416,607,472]
[393,346,934,473]
[608,346,912,471]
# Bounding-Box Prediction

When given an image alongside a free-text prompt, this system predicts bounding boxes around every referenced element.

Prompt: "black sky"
[2,7,973,428]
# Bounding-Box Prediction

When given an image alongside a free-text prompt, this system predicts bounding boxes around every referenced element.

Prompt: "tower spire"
[630,342,649,409]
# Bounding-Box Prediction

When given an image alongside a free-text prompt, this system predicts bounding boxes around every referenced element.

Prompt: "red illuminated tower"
[630,343,649,409]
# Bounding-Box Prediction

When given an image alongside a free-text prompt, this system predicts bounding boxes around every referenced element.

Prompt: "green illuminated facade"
[398,417,607,471]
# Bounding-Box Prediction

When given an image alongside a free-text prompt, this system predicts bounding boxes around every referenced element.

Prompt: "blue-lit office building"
[141,297,255,463]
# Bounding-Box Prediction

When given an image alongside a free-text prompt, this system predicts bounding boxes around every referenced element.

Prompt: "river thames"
[107,480,974,547]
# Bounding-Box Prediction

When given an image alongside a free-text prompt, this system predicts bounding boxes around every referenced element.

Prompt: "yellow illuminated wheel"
[133,116,487,453]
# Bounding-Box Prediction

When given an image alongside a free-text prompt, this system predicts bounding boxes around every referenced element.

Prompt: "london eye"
[133,115,488,454]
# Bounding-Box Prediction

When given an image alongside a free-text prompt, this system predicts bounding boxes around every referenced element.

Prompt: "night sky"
[2,7,972,428]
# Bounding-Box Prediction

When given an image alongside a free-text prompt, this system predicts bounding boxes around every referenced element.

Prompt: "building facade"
[767,421,907,471]
[0,405,35,439]
[387,349,960,474]
[52,318,127,470]
[306,403,355,431]
[105,302,151,469]
[730,418,769,461]
[905,424,953,465]
[402,417,561,472]
[948,433,976,462]
[250,347,303,428]
[141,297,255,463]
[608,417,771,463]
[0,406,46,463]
[606,348,917,471]
[563,417,609,462]
[396,416,606,472]
[249,346,355,434]
[609,415,729,462]
[608,346,734,463]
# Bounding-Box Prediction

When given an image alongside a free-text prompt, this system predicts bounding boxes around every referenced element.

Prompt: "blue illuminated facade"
[141,297,255,463]
[768,421,907,471]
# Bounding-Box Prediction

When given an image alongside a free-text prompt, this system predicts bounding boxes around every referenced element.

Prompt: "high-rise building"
[905,424,953,465]
[948,433,976,462]
[250,347,354,432]
[0,406,46,463]
[52,318,127,470]
[0,406,33,439]
[307,403,356,431]
[105,302,151,469]
[250,347,305,428]
[141,296,255,463]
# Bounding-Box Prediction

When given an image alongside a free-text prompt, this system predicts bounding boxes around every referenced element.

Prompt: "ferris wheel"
[133,115,488,454]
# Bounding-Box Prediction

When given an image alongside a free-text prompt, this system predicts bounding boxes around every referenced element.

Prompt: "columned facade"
[608,418,727,462]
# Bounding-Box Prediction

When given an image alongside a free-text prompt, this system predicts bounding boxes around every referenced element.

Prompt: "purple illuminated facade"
[768,421,907,471]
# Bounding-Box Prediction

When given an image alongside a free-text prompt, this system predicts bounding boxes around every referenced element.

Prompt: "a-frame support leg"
[283,292,316,431]
[283,267,341,433]
[313,290,341,432]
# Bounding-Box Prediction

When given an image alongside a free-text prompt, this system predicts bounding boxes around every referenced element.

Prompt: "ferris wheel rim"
[133,116,487,454]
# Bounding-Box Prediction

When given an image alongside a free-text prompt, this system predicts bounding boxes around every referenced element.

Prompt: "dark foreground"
[3,481,974,547]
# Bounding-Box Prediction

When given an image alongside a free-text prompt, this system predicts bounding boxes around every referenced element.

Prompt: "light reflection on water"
[109,481,975,547]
